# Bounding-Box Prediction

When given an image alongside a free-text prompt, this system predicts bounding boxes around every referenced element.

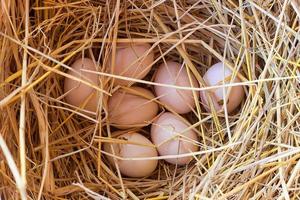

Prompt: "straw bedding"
[1,0,300,199]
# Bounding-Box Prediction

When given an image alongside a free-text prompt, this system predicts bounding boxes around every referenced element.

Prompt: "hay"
[1,0,300,199]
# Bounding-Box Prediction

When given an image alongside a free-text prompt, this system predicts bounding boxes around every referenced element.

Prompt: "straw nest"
[1,0,300,199]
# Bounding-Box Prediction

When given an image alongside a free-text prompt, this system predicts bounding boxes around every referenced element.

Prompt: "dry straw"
[1,0,300,199]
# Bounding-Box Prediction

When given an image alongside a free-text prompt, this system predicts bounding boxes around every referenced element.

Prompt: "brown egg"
[151,112,199,165]
[108,87,159,128]
[64,58,99,113]
[109,43,154,86]
[200,62,244,113]
[154,61,199,114]
[104,132,158,178]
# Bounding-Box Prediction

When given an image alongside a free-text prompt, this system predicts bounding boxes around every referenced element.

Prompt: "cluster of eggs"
[64,43,245,177]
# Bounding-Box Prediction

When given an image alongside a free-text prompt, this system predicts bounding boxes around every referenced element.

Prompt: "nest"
[1,0,300,199]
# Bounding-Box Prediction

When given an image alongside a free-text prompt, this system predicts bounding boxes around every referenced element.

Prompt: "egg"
[200,62,244,113]
[64,58,99,113]
[151,112,199,165]
[104,132,158,177]
[109,43,154,86]
[108,87,159,128]
[154,61,199,114]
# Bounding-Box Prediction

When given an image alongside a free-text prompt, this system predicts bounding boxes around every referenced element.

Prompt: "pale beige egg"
[108,87,159,128]
[151,112,199,165]
[104,132,158,178]
[154,61,199,114]
[200,62,244,113]
[64,58,99,113]
[109,43,154,86]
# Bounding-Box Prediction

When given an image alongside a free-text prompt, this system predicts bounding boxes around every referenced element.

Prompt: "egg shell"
[108,87,159,128]
[104,132,158,178]
[154,61,199,114]
[110,43,154,86]
[200,62,244,113]
[151,112,199,165]
[64,58,99,113]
